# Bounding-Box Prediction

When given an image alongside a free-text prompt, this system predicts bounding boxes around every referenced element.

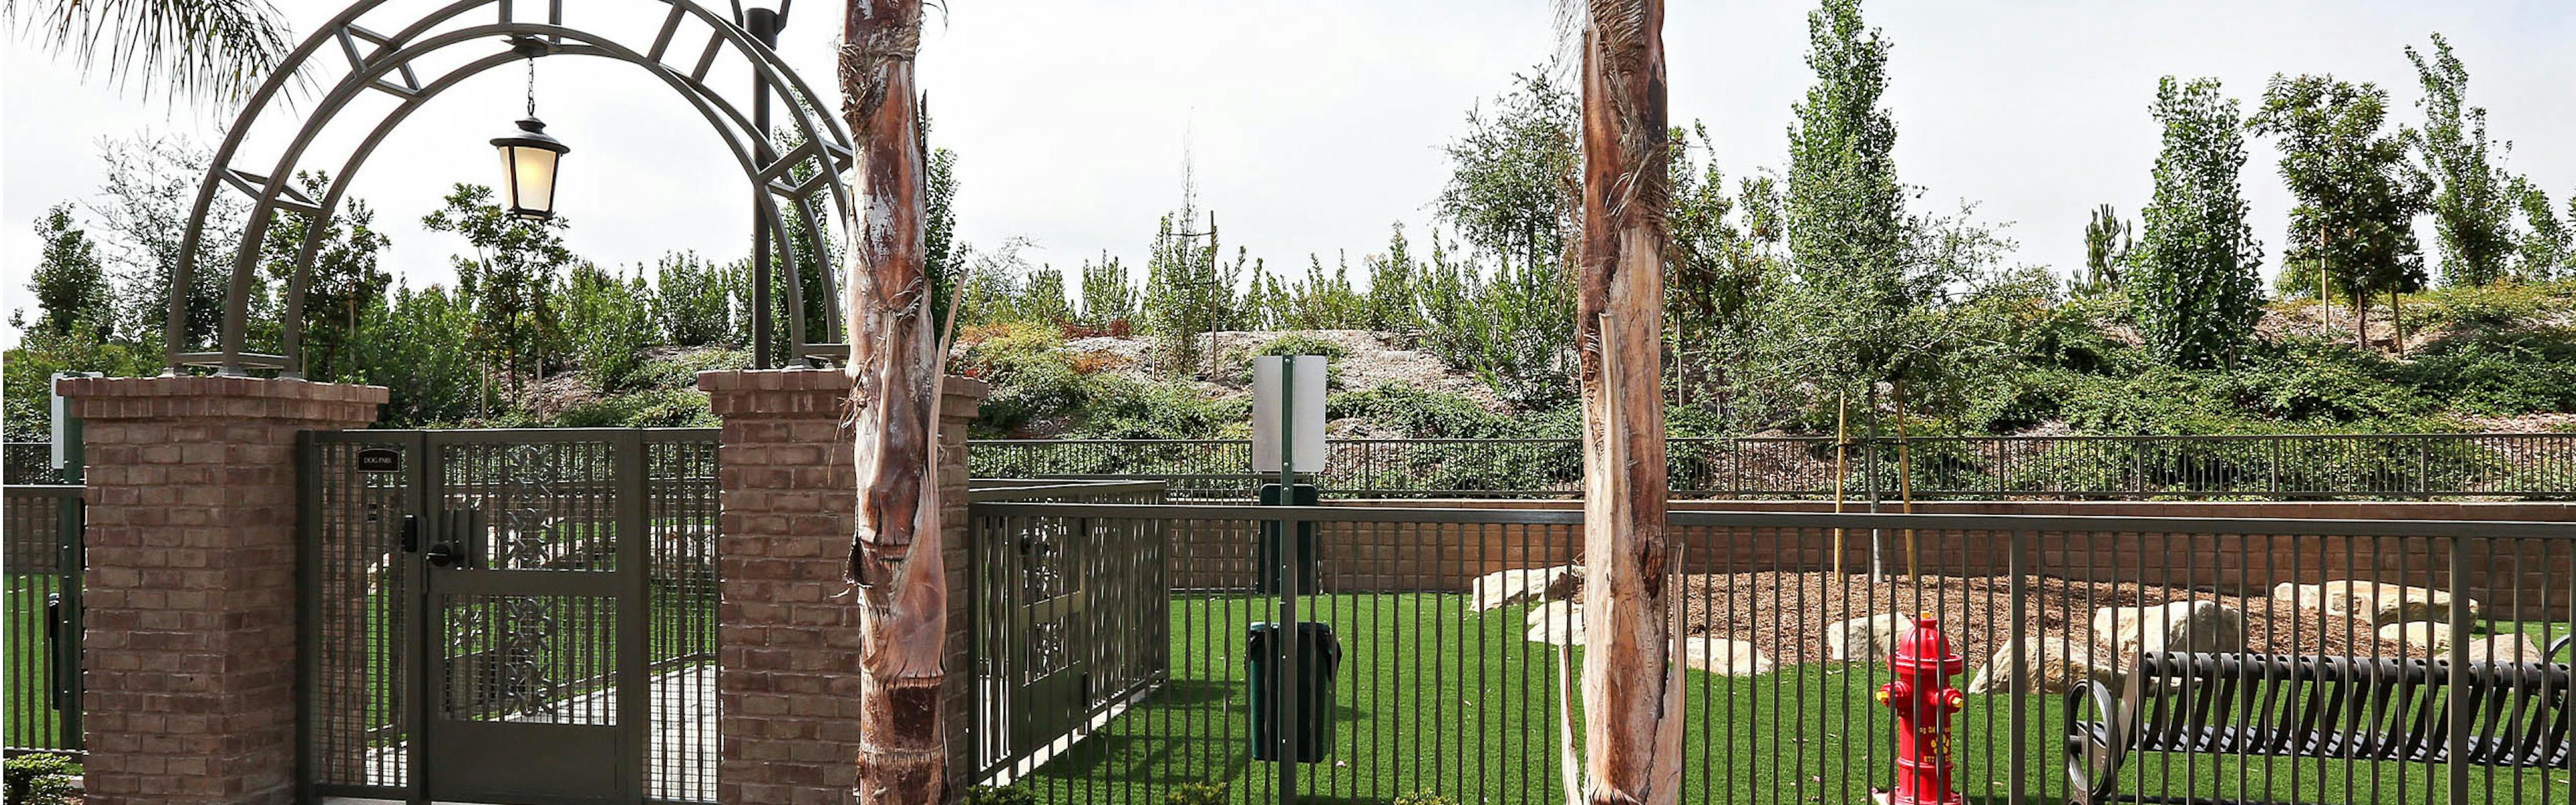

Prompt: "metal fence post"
[1276,505,1301,805]
[2446,533,2469,805]
[2006,529,2027,804]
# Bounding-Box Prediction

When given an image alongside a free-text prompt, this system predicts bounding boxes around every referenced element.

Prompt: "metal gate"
[301,429,717,805]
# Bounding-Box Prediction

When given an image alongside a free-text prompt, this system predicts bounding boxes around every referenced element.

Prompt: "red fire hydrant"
[1874,614,1968,805]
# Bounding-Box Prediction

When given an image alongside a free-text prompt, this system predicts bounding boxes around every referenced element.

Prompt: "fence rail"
[963,500,2576,804]
[969,433,2576,500]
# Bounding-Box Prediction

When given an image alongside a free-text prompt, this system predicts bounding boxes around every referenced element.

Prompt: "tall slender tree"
[838,1,947,802]
[23,205,115,340]
[2404,34,2517,287]
[2130,77,2263,370]
[1564,1,1681,804]
[2076,204,2131,296]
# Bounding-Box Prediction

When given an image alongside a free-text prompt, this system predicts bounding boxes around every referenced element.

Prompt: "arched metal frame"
[169,0,857,376]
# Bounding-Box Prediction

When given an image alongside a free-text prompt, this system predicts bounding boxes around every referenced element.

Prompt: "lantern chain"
[524,56,537,117]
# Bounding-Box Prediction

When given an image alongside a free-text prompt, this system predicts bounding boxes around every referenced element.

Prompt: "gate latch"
[425,541,466,568]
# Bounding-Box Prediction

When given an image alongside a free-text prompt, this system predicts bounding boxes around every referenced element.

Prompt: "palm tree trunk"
[839,2,945,803]
[1570,2,1682,804]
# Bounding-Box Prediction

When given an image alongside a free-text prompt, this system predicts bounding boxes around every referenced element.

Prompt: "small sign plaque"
[356,447,403,473]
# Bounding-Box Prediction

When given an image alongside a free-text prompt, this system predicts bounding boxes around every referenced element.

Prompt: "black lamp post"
[736,0,790,366]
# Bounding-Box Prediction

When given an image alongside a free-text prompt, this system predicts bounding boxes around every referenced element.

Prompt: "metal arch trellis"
[168,0,861,377]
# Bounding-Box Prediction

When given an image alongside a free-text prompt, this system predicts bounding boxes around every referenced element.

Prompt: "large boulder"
[1472,564,1584,612]
[2375,622,2455,651]
[1524,600,1583,646]
[1966,637,2118,696]
[2271,581,2481,627]
[2464,634,2554,664]
[1825,613,1910,663]
[2092,600,2245,663]
[1684,637,1773,677]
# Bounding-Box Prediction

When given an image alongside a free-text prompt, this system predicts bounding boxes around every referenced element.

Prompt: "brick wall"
[698,370,988,805]
[58,376,385,805]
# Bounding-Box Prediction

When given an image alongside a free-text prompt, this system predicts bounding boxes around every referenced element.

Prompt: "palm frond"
[8,0,293,103]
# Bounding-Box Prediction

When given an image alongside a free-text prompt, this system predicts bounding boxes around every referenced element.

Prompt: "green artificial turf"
[1002,594,2573,805]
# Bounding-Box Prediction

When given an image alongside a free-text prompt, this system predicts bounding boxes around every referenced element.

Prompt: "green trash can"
[1256,483,1319,595]
[1246,621,1340,762]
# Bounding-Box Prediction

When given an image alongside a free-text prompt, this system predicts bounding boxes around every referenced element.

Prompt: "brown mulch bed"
[1677,572,2411,665]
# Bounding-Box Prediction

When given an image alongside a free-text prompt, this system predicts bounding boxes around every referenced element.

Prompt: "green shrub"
[5,754,79,805]
[1250,333,1352,360]
[554,388,717,427]
[962,321,1087,435]
[2403,329,2576,415]
[1395,790,1460,805]
[1071,376,1247,440]
[2410,280,2575,330]
[1165,782,1228,805]
[957,785,1040,805]
[1326,383,1521,439]
[624,347,751,390]
[2224,339,2429,424]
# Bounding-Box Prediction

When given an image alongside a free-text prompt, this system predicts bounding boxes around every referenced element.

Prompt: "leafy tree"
[343,284,486,426]
[1140,201,1234,375]
[1420,67,1578,407]
[1434,66,1576,274]
[653,251,740,347]
[1362,223,1420,332]
[2508,178,2570,281]
[1665,125,1779,416]
[2247,74,2430,349]
[1077,252,1139,328]
[556,262,657,388]
[89,136,242,350]
[2075,204,2131,297]
[258,171,392,381]
[2130,76,2264,370]
[21,205,114,340]
[2405,34,2518,287]
[421,183,573,397]
[1780,0,1915,399]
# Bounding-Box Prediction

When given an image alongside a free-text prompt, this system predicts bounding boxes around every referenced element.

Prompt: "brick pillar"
[698,369,989,805]
[58,376,386,805]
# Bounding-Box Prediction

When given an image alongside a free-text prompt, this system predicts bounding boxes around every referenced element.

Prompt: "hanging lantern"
[491,116,569,221]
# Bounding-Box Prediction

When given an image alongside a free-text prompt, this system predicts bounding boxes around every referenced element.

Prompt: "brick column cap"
[58,375,388,424]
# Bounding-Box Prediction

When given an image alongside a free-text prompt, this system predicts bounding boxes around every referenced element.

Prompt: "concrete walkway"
[333,662,715,804]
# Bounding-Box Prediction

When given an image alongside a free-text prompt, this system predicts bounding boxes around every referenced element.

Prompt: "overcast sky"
[5,0,2573,345]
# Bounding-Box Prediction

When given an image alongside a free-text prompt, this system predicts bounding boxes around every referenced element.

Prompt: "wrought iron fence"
[969,432,2576,500]
[966,480,1174,787]
[3,484,82,755]
[959,501,2575,804]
